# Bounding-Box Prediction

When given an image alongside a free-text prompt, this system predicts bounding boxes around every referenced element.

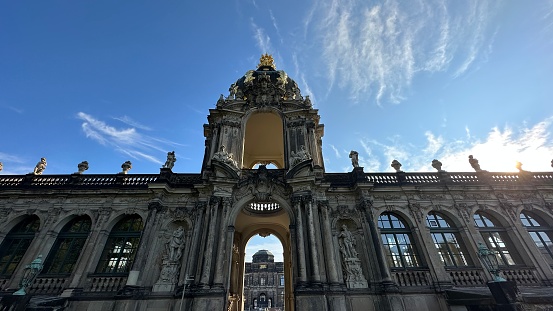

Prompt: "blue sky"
[1,1,553,261]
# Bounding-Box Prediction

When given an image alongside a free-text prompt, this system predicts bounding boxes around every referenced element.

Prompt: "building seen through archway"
[1,54,553,310]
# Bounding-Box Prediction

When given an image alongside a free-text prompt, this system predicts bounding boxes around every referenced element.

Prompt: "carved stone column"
[200,197,220,286]
[132,201,163,274]
[184,201,206,285]
[213,197,232,286]
[305,197,321,282]
[361,200,397,291]
[319,201,340,284]
[292,196,307,283]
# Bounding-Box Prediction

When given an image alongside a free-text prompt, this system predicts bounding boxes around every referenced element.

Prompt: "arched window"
[378,213,422,268]
[426,212,470,267]
[260,293,266,302]
[474,212,518,266]
[0,216,40,276]
[95,215,143,274]
[42,216,92,275]
[520,211,553,266]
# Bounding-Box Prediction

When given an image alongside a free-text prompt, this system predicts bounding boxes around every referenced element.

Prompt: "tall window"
[426,212,469,267]
[0,216,40,276]
[520,211,553,266]
[378,213,422,268]
[474,212,517,266]
[96,215,143,274]
[42,216,92,275]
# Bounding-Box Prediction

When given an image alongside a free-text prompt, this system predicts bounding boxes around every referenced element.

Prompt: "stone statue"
[338,225,358,258]
[213,145,239,169]
[391,159,402,172]
[0,162,3,172]
[304,95,312,107]
[217,94,225,108]
[228,83,238,99]
[468,155,483,172]
[432,159,444,172]
[551,159,553,168]
[33,158,47,175]
[163,151,177,170]
[290,145,311,166]
[76,161,89,174]
[166,226,185,262]
[120,161,132,174]
[349,150,359,168]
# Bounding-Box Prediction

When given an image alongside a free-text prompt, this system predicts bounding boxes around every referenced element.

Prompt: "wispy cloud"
[1,105,24,114]
[251,19,272,53]
[354,116,553,172]
[328,144,341,158]
[311,0,500,103]
[112,115,152,131]
[0,152,30,175]
[77,112,183,165]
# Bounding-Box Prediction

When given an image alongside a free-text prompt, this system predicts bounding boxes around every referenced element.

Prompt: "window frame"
[0,216,40,277]
[42,216,92,276]
[95,215,143,275]
[426,212,470,267]
[378,213,423,269]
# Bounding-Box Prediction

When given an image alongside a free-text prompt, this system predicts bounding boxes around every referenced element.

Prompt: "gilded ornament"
[258,53,276,69]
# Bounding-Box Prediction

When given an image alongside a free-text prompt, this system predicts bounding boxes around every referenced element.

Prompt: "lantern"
[13,255,43,296]
[477,243,506,282]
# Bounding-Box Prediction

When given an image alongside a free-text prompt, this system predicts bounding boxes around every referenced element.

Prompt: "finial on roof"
[258,53,276,70]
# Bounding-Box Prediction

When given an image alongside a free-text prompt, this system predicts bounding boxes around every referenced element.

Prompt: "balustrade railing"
[502,267,540,285]
[86,275,128,292]
[29,276,69,294]
[447,268,485,286]
[391,270,431,287]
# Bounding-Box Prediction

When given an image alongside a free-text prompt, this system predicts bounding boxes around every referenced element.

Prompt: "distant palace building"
[1,54,553,310]
[243,250,284,310]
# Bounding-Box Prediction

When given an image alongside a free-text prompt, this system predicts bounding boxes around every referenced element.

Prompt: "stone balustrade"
[447,268,486,286]
[391,269,431,287]
[86,276,128,292]
[29,276,69,294]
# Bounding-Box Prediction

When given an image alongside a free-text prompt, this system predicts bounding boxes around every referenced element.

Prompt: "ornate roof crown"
[258,53,276,70]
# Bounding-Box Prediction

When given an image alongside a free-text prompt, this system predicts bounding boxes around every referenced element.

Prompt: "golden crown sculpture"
[258,53,276,69]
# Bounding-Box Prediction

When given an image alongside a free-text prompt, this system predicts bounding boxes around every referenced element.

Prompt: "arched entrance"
[229,198,294,311]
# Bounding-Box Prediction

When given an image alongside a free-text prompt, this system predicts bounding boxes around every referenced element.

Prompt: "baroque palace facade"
[1,55,553,311]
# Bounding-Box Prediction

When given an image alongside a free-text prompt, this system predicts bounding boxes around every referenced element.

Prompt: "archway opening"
[243,234,284,311]
[229,199,293,311]
[243,112,284,169]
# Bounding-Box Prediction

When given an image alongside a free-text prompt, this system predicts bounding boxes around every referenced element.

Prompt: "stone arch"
[1,213,43,234]
[229,193,294,311]
[103,211,146,232]
[427,209,465,229]
[49,213,95,234]
[242,109,286,169]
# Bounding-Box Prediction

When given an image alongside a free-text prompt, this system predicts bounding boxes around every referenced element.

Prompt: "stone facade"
[1,55,553,310]
[243,250,284,310]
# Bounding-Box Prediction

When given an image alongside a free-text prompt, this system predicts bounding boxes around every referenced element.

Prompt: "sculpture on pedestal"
[338,225,368,288]
[391,159,402,172]
[0,162,3,171]
[33,158,47,175]
[349,151,359,168]
[119,161,132,174]
[163,151,177,170]
[76,161,89,174]
[468,155,483,172]
[432,159,444,172]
